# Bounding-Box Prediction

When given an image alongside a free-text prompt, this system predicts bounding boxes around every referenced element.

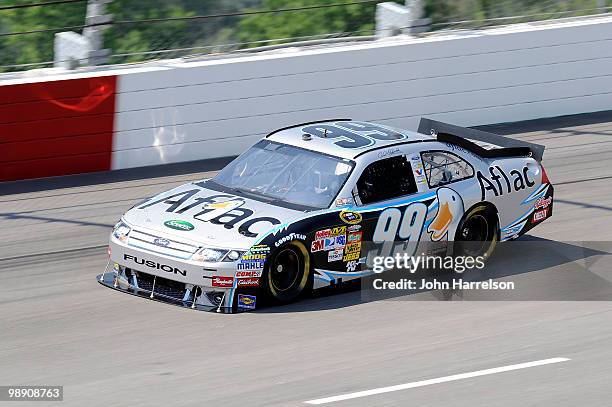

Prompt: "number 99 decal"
[370,202,427,258]
[301,122,407,149]
[373,203,427,243]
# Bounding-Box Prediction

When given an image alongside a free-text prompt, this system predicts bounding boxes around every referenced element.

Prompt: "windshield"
[211,140,354,209]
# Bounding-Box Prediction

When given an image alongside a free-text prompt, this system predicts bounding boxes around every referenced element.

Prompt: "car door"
[349,153,437,263]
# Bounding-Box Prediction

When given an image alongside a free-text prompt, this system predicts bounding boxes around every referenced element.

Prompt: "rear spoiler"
[417,118,545,162]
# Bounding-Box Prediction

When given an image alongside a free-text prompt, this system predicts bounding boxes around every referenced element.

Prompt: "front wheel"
[263,242,311,303]
[453,204,499,260]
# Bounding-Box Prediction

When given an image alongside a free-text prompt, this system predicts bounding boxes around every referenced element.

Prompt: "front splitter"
[97,272,231,313]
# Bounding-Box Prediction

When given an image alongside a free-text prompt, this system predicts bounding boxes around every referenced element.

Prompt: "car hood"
[122,181,303,249]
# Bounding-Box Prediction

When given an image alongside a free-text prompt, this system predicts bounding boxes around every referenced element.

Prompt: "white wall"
[112,15,612,170]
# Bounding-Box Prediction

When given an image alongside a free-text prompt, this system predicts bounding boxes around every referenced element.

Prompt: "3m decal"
[340,210,362,225]
[477,166,535,200]
[237,294,256,310]
[311,235,346,252]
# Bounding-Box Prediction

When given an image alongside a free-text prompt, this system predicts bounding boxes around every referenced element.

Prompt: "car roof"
[266,119,435,160]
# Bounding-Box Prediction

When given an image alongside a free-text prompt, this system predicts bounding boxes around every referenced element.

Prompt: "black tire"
[263,242,311,303]
[454,204,499,260]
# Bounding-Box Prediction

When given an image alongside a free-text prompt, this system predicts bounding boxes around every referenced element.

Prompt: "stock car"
[98,118,553,312]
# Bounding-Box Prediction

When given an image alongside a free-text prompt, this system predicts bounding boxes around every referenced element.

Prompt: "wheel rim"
[459,214,490,256]
[270,247,301,292]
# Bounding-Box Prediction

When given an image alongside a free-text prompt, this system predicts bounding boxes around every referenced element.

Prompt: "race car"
[98,118,553,312]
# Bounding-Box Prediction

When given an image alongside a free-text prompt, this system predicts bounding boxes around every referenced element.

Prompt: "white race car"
[99,118,553,312]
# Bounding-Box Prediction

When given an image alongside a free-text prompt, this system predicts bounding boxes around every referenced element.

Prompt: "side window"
[420,151,474,188]
[356,155,417,205]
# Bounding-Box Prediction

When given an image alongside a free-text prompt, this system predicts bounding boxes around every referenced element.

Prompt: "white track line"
[304,357,570,405]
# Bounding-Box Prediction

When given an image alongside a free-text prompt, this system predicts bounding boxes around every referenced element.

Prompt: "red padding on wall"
[0,75,117,182]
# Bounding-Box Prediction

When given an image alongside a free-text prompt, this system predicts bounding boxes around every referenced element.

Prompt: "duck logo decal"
[428,187,464,241]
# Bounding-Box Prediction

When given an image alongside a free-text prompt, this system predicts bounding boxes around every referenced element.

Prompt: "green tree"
[0,0,87,70]
[236,0,376,46]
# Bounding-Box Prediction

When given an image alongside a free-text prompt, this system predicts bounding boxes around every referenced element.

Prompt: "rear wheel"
[454,204,499,260]
[263,242,311,303]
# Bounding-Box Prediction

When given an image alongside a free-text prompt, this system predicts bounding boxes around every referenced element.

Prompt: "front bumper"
[102,235,260,313]
[97,266,232,312]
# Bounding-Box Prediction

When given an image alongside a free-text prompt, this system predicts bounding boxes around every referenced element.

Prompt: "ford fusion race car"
[99,118,553,312]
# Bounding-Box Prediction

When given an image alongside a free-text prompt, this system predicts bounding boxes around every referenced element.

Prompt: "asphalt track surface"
[2,111,612,407]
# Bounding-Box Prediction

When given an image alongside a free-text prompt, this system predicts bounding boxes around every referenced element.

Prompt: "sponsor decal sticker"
[212,276,234,288]
[346,260,359,272]
[237,277,260,287]
[237,294,256,310]
[347,232,362,243]
[249,244,270,254]
[532,208,549,223]
[343,248,361,262]
[312,235,346,252]
[237,260,265,271]
[335,197,350,206]
[328,249,343,262]
[347,224,361,232]
[241,252,267,261]
[339,210,362,225]
[315,226,346,240]
[274,233,306,247]
[163,220,195,231]
[344,242,361,255]
[235,270,263,278]
[238,245,269,269]
[534,196,552,210]
[311,239,324,252]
